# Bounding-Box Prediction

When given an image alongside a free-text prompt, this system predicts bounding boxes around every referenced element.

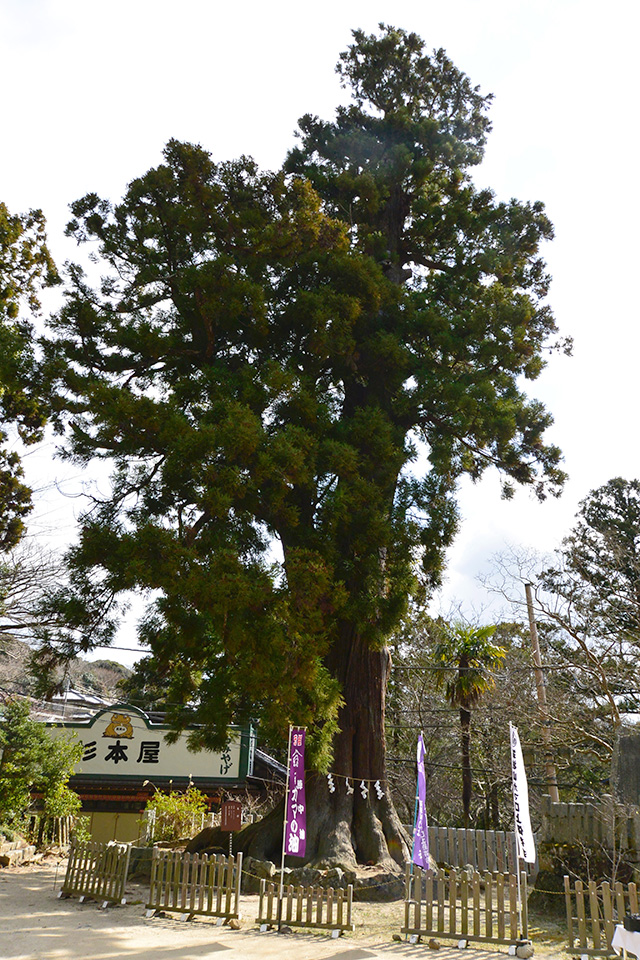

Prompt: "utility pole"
[525,582,560,802]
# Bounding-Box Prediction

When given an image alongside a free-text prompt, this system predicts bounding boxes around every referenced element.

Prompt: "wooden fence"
[146,849,242,921]
[564,875,639,956]
[59,840,132,906]
[543,795,640,851]
[257,880,354,934]
[28,814,73,847]
[427,826,529,875]
[403,864,528,946]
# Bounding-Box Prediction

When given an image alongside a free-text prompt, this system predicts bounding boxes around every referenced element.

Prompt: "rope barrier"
[240,865,405,891]
[240,864,548,893]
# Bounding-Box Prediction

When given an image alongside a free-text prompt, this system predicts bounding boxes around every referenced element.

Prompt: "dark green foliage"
[39,27,566,775]
[432,623,506,826]
[0,203,58,436]
[0,203,58,551]
[116,655,172,711]
[287,26,569,500]
[0,698,82,827]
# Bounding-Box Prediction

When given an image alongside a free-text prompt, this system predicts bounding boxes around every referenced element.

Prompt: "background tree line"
[386,477,640,832]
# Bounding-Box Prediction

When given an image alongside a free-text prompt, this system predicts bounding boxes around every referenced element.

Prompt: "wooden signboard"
[221,800,242,832]
[46,704,255,783]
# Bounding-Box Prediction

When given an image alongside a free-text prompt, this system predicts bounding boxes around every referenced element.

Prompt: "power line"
[89,645,150,653]
[386,755,608,786]
[392,663,604,674]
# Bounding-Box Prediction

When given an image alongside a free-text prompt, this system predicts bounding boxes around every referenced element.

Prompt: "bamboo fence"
[427,826,526,874]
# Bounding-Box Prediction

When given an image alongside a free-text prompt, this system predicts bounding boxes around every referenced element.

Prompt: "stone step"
[0,840,23,852]
[0,844,37,867]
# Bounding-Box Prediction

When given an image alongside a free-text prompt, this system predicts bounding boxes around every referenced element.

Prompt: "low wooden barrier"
[28,814,73,847]
[403,864,527,946]
[257,880,354,934]
[60,840,132,906]
[146,849,242,921]
[564,875,639,956]
[428,826,526,875]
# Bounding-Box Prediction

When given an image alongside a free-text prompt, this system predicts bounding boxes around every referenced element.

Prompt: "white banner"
[509,723,536,863]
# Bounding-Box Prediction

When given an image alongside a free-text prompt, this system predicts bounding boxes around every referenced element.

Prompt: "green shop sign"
[46,704,255,782]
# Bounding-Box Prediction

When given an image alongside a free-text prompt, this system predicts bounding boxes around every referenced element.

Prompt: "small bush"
[71,816,91,845]
[44,782,82,819]
[143,787,208,842]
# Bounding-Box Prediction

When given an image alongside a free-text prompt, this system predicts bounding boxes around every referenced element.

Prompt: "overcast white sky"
[2,0,638,662]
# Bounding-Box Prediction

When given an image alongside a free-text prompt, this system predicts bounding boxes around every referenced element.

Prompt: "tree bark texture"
[237,627,410,870]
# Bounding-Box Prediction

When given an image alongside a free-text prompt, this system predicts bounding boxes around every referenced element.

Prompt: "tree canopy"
[538,478,640,753]
[0,697,82,829]
[0,203,58,551]
[39,25,567,805]
[433,622,505,826]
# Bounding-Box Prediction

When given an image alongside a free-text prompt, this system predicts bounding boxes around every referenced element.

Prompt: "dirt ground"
[0,859,572,960]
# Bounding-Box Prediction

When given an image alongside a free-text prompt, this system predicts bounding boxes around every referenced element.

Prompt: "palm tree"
[433,623,506,827]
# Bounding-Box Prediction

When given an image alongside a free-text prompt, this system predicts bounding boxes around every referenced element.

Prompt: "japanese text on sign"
[46,707,246,781]
[284,728,306,857]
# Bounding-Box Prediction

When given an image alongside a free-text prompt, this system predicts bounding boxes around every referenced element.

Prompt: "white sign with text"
[46,705,250,781]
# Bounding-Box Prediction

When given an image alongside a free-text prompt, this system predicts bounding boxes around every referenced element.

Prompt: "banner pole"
[516,854,523,940]
[406,731,423,942]
[510,723,523,940]
[410,730,423,865]
[410,786,419,862]
[278,725,293,933]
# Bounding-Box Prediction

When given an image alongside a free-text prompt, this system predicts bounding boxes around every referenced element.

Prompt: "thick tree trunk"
[238,626,410,870]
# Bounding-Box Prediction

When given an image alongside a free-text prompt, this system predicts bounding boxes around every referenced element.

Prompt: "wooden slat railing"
[60,840,132,905]
[257,880,354,934]
[403,864,527,946]
[28,814,73,847]
[427,826,527,875]
[146,849,242,920]
[564,875,639,956]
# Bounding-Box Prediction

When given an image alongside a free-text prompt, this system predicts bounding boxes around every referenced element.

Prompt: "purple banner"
[412,733,430,867]
[285,727,306,858]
